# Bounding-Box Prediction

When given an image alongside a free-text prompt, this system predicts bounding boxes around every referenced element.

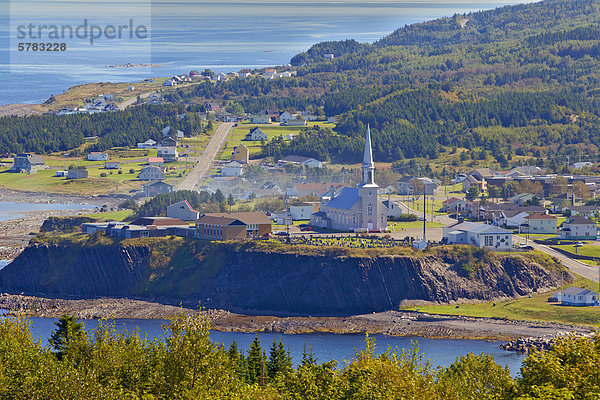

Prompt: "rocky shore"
[500,331,594,352]
[0,294,593,344]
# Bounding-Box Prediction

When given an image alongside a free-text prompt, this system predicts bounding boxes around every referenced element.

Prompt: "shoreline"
[0,294,593,343]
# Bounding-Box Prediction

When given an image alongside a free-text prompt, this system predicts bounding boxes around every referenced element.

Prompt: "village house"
[462,175,487,193]
[87,152,108,161]
[278,155,323,169]
[557,287,600,306]
[244,127,268,141]
[564,205,600,218]
[221,161,244,177]
[560,216,597,240]
[573,162,593,170]
[283,118,307,127]
[279,111,292,124]
[105,162,120,170]
[161,137,178,147]
[157,146,178,162]
[382,199,403,218]
[397,177,438,195]
[287,182,348,198]
[167,200,199,221]
[443,221,513,250]
[233,143,249,163]
[137,139,157,149]
[523,212,557,234]
[289,203,318,220]
[10,154,45,174]
[442,197,467,213]
[196,212,272,240]
[204,102,220,112]
[469,168,494,181]
[147,157,165,167]
[249,115,271,124]
[141,181,172,197]
[509,193,536,206]
[67,168,88,179]
[139,165,165,181]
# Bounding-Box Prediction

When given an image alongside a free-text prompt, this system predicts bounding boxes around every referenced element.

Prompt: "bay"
[0,201,98,222]
[21,315,526,375]
[1,0,533,105]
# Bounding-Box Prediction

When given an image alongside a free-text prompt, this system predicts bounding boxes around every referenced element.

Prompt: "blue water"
[21,316,526,375]
[0,0,534,105]
[0,201,97,222]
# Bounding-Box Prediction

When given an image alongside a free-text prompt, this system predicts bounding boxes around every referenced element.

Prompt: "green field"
[554,244,600,259]
[401,277,600,326]
[81,210,133,221]
[388,221,446,229]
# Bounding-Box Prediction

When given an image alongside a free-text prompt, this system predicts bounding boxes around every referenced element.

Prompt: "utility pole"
[423,185,426,241]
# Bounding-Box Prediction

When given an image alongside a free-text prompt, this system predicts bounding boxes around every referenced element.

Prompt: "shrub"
[100,172,107,177]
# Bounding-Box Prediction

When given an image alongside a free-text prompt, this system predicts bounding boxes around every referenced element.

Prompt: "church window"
[367,205,373,216]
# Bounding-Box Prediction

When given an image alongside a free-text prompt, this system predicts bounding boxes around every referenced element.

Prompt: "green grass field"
[401,277,600,326]
[554,244,600,258]
[388,221,446,229]
[81,210,133,221]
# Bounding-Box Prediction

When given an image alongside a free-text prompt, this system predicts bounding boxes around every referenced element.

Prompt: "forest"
[0,312,597,399]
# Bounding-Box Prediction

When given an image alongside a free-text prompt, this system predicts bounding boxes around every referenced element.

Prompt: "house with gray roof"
[10,154,45,174]
[557,287,600,306]
[443,221,513,250]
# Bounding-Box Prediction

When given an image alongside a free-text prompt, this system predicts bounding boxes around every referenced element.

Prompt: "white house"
[557,287,600,306]
[279,111,292,124]
[87,152,108,161]
[524,213,557,234]
[244,127,268,141]
[167,200,199,221]
[289,203,316,220]
[284,118,307,127]
[138,165,165,181]
[500,210,531,229]
[105,162,120,170]
[279,155,323,169]
[249,115,271,124]
[573,162,593,169]
[382,199,402,218]
[560,216,597,240]
[221,161,244,177]
[443,221,513,250]
[157,146,178,162]
[137,139,157,149]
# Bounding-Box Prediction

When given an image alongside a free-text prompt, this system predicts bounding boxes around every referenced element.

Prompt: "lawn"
[554,244,600,259]
[81,210,133,221]
[388,221,446,229]
[401,277,600,326]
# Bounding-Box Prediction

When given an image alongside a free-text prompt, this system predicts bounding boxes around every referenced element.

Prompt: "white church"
[310,126,387,232]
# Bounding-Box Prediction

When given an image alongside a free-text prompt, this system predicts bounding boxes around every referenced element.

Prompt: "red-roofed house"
[524,212,557,234]
[147,157,164,166]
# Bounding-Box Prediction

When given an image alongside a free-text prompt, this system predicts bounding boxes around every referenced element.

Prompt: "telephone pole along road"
[176,122,234,191]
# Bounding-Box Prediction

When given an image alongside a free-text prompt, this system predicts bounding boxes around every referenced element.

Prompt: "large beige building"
[310,126,387,232]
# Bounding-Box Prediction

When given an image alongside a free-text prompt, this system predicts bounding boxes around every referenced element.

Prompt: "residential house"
[442,197,467,213]
[469,168,494,181]
[139,165,165,181]
[284,118,307,127]
[87,152,108,161]
[573,162,593,169]
[560,216,597,240]
[565,205,599,218]
[279,111,292,124]
[524,213,557,234]
[279,155,323,169]
[462,175,487,193]
[287,182,348,198]
[328,116,336,123]
[161,137,178,147]
[196,212,272,240]
[204,102,220,112]
[221,161,244,177]
[443,221,513,250]
[249,115,271,124]
[244,127,268,141]
[382,199,403,218]
[141,181,172,197]
[397,177,438,195]
[137,139,157,149]
[157,146,178,162]
[10,154,45,174]
[552,192,582,212]
[105,162,120,169]
[378,185,397,195]
[162,79,176,87]
[233,143,249,163]
[167,200,199,221]
[147,157,164,167]
[67,168,88,179]
[504,166,543,177]
[557,287,600,306]
[289,203,317,220]
[509,193,536,206]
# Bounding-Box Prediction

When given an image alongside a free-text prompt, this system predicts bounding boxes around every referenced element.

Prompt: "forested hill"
[165,0,600,167]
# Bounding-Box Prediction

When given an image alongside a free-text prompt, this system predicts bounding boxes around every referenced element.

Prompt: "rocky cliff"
[0,235,570,315]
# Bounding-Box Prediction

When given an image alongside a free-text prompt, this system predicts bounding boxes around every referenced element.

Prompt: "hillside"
[0,234,569,315]
[168,0,600,168]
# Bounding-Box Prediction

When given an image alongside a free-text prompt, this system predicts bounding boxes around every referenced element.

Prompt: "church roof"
[362,125,374,169]
[325,187,360,210]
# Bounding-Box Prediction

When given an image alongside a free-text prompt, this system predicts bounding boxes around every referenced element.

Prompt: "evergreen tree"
[246,336,265,384]
[267,339,292,380]
[48,314,85,359]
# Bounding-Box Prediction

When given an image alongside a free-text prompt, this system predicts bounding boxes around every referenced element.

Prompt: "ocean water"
[0,201,97,222]
[19,315,527,375]
[0,0,533,105]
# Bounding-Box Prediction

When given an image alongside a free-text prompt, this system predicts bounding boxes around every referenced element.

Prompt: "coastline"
[0,294,592,342]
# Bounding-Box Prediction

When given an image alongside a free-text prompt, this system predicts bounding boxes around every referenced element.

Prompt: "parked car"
[300,226,312,232]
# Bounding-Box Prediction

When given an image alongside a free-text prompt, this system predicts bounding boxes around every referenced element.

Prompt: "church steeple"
[362,125,375,185]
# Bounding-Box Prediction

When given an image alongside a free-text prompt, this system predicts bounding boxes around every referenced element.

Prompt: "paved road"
[117,92,155,110]
[176,122,233,191]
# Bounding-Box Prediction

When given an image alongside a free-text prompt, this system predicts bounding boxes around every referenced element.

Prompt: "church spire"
[362,124,375,185]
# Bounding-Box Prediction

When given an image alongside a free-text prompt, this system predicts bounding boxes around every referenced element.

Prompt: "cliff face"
[0,238,567,315]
